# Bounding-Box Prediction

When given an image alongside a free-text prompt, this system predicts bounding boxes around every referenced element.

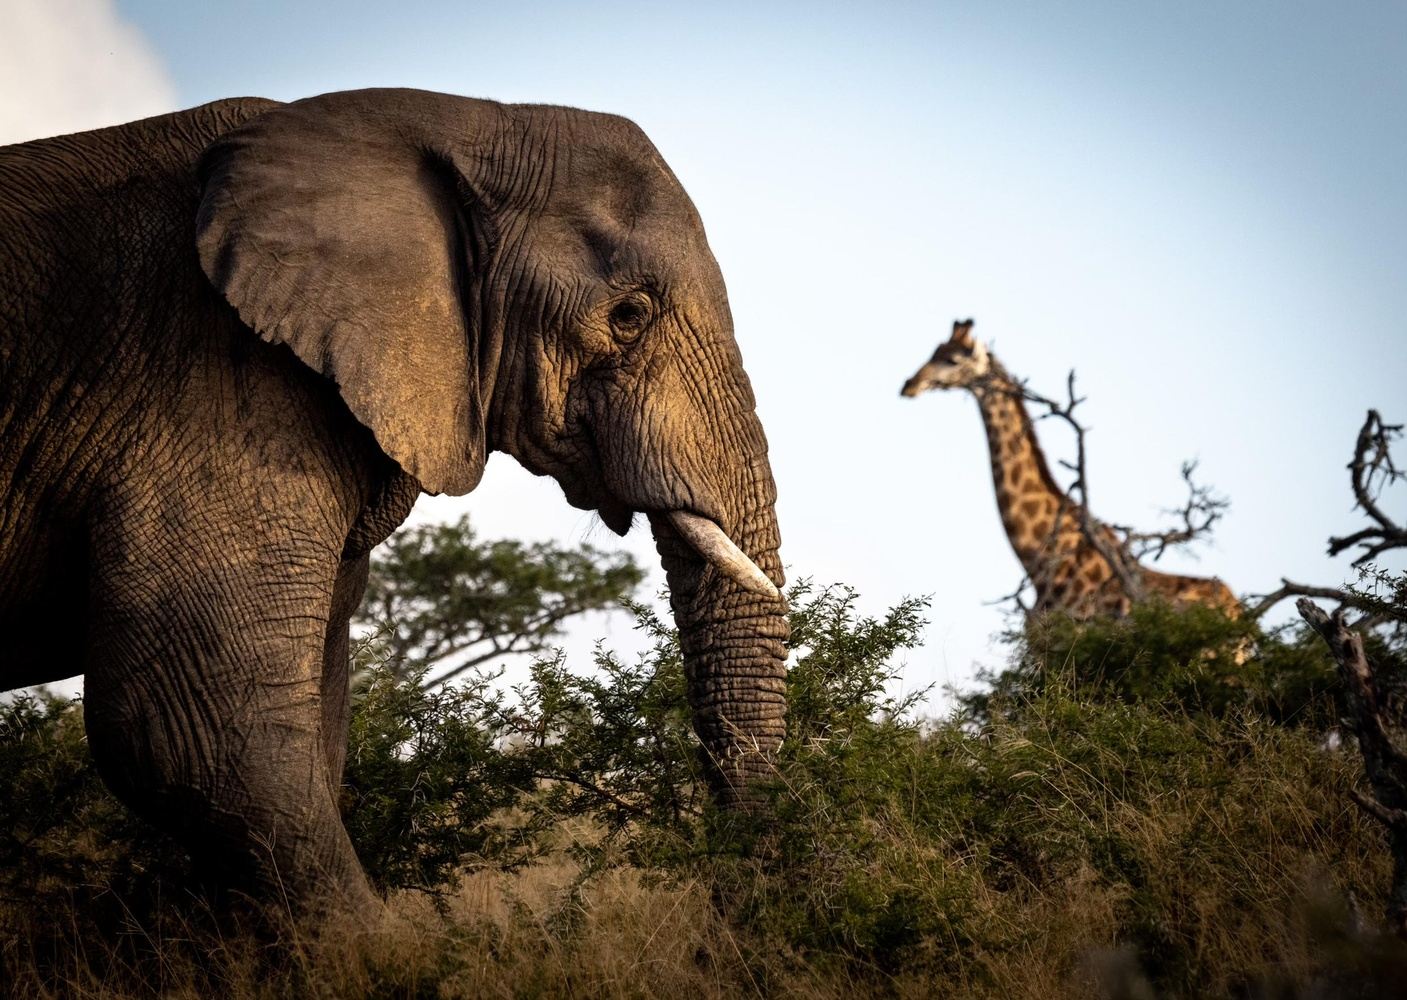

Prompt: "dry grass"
[3,848,804,999]
[4,770,1401,1000]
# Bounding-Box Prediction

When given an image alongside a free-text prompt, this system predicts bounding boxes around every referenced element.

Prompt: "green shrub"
[962,600,1407,731]
[513,602,703,849]
[492,589,1405,994]
[342,663,545,895]
[0,692,190,892]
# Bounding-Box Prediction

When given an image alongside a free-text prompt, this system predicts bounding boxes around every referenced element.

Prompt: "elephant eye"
[607,293,654,342]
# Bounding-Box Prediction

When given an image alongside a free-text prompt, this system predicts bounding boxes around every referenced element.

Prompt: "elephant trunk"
[650,486,788,810]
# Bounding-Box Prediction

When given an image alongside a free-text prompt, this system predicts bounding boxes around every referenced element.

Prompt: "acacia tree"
[356,515,644,686]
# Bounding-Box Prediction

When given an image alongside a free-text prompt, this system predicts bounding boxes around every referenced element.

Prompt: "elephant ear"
[196,91,491,496]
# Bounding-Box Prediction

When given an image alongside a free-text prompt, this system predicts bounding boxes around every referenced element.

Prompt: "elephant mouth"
[597,496,636,536]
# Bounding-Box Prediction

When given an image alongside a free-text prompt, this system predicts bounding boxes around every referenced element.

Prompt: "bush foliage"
[968,598,1407,731]
[4,582,1407,997]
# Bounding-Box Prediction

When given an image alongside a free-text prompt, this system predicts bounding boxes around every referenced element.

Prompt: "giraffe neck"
[969,360,1078,577]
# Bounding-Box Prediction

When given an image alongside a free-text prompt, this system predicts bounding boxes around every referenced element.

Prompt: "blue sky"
[6,0,1405,701]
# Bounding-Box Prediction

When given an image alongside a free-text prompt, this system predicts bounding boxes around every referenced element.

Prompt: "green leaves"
[342,664,544,896]
[962,600,1386,729]
[783,581,931,747]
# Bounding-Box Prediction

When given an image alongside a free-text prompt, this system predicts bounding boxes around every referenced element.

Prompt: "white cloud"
[0,0,177,145]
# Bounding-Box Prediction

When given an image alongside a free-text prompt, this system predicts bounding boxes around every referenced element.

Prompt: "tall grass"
[2,586,1404,997]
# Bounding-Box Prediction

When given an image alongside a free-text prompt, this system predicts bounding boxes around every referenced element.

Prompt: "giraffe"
[900,319,1240,620]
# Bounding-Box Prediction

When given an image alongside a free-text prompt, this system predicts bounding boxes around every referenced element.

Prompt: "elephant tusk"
[666,512,781,601]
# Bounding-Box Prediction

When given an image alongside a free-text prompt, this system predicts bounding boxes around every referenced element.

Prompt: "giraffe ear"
[950,319,975,348]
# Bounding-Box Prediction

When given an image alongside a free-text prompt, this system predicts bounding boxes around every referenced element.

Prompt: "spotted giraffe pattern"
[902,320,1240,619]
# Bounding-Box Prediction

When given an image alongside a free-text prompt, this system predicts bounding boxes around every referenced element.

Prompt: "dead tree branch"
[1250,410,1405,622]
[969,354,1243,618]
[1246,578,1361,621]
[1329,410,1407,565]
[999,370,1147,604]
[984,574,1035,619]
[1297,599,1407,938]
[1116,461,1230,563]
[988,368,1228,613]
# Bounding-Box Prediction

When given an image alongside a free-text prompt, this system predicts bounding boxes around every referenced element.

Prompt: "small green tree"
[339,514,645,888]
[357,515,644,685]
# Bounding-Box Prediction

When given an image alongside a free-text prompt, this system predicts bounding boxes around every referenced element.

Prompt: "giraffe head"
[900,319,991,397]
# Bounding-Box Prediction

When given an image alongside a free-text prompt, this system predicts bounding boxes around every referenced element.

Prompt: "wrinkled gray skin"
[0,89,787,916]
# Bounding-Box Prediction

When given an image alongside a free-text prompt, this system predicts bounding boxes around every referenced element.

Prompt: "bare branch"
[1245,410,1403,627]
[1245,578,1367,620]
[989,369,1152,607]
[984,573,1035,619]
[1117,462,1230,563]
[970,356,1233,616]
[1329,410,1407,564]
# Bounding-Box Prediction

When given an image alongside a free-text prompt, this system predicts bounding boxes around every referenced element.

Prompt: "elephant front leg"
[82,525,380,920]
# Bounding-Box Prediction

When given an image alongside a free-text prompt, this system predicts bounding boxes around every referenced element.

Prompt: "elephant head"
[195,89,787,806]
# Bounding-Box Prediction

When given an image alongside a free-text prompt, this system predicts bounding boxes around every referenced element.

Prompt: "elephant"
[0,89,788,916]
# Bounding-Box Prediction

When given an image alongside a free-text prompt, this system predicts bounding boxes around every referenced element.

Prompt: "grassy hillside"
[3,585,1405,998]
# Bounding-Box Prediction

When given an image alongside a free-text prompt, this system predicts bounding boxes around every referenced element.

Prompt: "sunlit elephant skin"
[0,89,787,915]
